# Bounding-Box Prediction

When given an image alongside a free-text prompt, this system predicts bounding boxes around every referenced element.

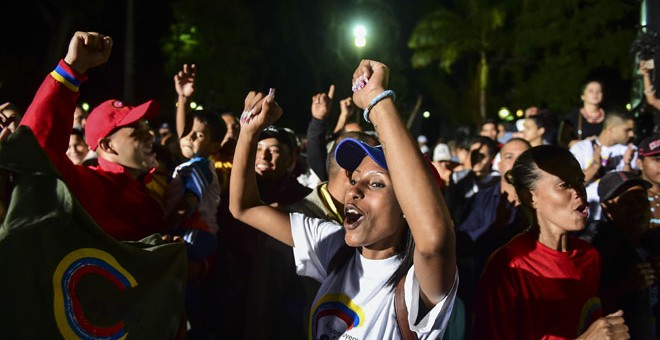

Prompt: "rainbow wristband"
[363,90,395,123]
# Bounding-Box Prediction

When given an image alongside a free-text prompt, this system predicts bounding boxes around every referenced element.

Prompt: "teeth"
[346,208,359,214]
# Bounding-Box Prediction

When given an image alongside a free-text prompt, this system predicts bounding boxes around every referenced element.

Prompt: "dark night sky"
[1,0,426,136]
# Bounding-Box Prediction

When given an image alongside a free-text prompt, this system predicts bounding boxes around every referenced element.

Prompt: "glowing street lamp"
[354,25,367,48]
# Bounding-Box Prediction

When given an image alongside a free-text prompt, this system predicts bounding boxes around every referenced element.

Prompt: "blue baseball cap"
[335,138,388,171]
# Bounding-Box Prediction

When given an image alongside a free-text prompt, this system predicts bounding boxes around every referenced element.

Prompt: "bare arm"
[583,143,601,183]
[352,60,456,306]
[229,90,293,246]
[333,97,356,134]
[640,61,660,110]
[174,64,195,138]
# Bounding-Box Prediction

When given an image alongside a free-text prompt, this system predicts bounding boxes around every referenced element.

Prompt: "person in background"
[639,60,660,111]
[73,103,87,128]
[66,127,91,165]
[479,118,499,142]
[0,102,22,141]
[431,142,461,192]
[637,132,660,229]
[473,145,629,339]
[559,80,606,148]
[522,111,552,147]
[587,171,656,340]
[570,110,637,221]
[496,122,513,144]
[445,135,500,225]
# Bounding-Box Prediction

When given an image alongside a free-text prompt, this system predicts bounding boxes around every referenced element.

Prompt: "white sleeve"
[290,212,344,282]
[406,266,459,339]
[570,141,591,170]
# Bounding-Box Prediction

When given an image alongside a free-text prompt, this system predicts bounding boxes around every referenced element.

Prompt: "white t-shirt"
[290,213,457,340]
[570,138,638,220]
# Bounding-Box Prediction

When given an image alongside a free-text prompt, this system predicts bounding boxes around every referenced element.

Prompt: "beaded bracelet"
[363,90,396,123]
[645,87,656,96]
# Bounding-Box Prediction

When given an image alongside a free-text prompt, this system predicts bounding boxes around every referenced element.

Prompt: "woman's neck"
[582,103,600,115]
[535,222,569,252]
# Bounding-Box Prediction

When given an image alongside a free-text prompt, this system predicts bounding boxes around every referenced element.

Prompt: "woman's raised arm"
[352,60,456,306]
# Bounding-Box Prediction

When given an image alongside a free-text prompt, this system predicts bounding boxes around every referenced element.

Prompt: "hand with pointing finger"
[311,85,335,120]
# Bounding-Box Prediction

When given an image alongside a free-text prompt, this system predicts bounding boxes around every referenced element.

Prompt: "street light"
[354,25,367,48]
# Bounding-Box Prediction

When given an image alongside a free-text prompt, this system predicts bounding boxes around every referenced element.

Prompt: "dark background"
[1,0,655,141]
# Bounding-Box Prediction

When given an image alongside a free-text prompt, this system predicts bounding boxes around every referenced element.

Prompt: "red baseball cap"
[85,99,160,150]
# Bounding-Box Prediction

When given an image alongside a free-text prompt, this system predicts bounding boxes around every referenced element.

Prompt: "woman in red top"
[473,145,629,339]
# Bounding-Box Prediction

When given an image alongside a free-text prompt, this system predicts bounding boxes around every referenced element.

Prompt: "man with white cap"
[20,31,165,241]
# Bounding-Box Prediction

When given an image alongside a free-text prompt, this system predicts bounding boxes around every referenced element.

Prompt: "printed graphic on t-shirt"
[594,154,624,180]
[310,294,365,340]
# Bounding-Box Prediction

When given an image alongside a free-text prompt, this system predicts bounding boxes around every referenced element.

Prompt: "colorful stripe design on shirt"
[174,157,213,200]
[310,294,365,339]
[50,64,82,92]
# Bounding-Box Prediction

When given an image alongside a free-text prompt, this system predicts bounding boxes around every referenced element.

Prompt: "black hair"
[480,118,498,129]
[191,110,227,143]
[581,80,603,95]
[71,127,86,139]
[603,109,633,129]
[470,135,499,158]
[506,145,584,227]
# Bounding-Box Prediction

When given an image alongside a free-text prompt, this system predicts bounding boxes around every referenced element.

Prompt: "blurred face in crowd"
[522,119,545,146]
[638,155,660,187]
[102,120,158,173]
[220,113,239,154]
[480,123,498,141]
[179,118,213,158]
[0,103,19,140]
[343,156,404,253]
[73,106,87,128]
[609,119,635,145]
[499,140,530,177]
[255,137,294,181]
[67,133,90,165]
[581,81,603,107]
[469,142,494,177]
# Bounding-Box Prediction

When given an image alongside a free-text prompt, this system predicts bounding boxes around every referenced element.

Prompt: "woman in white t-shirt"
[229,60,458,339]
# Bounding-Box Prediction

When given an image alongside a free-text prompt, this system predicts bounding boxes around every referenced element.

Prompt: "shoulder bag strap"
[395,274,418,340]
[577,111,583,140]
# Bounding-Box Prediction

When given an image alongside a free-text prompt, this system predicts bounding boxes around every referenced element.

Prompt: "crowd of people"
[2,30,660,339]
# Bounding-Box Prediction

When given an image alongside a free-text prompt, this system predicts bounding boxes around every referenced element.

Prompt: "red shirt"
[474,231,602,339]
[20,60,165,241]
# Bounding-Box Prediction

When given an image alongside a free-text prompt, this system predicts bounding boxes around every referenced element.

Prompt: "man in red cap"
[20,31,166,241]
[637,132,660,229]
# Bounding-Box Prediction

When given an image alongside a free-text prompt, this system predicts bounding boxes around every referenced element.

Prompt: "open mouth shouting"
[575,202,589,219]
[344,204,364,230]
